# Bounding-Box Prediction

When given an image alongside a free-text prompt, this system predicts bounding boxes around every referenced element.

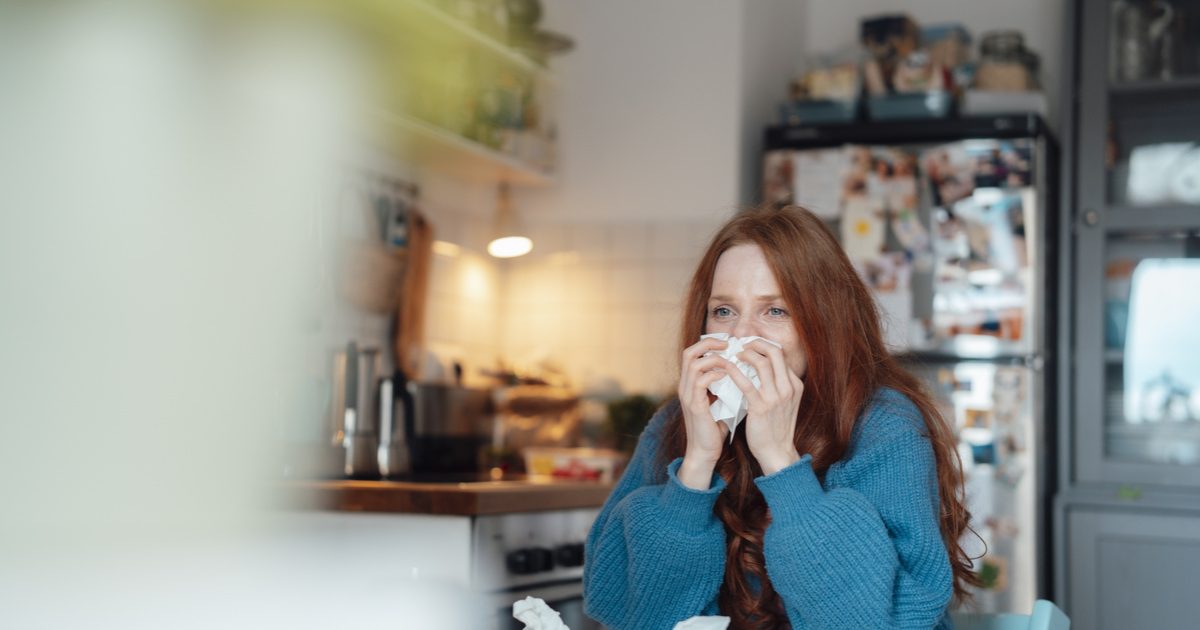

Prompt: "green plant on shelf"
[606,394,662,455]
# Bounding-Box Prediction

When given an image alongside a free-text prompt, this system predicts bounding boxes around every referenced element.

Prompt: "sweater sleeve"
[754,400,954,629]
[583,404,727,630]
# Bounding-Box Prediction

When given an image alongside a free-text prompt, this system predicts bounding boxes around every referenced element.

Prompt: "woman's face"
[705,243,808,378]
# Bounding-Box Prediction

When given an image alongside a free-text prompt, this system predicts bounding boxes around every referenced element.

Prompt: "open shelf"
[1105,205,1200,232]
[387,0,555,81]
[381,112,554,187]
[1110,75,1200,98]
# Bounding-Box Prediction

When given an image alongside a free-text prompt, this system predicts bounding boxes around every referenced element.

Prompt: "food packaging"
[522,447,627,482]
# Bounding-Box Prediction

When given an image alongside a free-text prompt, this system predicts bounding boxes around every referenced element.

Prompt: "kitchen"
[2,1,1199,629]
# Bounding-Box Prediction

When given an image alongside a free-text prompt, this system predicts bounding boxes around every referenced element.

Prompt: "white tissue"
[700,333,782,441]
[674,615,732,630]
[512,596,570,630]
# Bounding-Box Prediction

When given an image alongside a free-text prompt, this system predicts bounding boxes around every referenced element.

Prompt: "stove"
[473,506,600,629]
[284,475,607,629]
[471,506,597,591]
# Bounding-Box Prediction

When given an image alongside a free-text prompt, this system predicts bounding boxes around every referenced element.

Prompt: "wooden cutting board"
[394,208,432,380]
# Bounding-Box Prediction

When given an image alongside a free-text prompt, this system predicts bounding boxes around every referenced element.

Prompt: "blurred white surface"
[0,3,469,628]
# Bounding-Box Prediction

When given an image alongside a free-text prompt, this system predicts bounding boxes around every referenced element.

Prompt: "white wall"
[804,0,1066,129]
[486,1,809,397]
[740,0,809,204]
[518,0,745,225]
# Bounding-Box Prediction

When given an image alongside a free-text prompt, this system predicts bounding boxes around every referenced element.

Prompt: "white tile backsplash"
[568,265,608,306]
[370,210,729,397]
[605,307,649,355]
[488,215,722,397]
[607,263,651,304]
[569,223,612,263]
[460,217,494,254]
[651,261,693,306]
[650,221,698,260]
[525,222,569,259]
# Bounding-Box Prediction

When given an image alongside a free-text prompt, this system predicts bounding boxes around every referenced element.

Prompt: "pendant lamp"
[486,182,533,258]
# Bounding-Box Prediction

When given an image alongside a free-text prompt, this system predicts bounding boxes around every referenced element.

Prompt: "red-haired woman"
[583,206,977,629]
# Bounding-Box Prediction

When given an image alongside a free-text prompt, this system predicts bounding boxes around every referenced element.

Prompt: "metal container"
[377,375,412,479]
[331,342,383,479]
[408,383,495,473]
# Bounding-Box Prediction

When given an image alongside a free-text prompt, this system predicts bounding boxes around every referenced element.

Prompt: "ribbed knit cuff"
[754,454,824,521]
[659,457,726,535]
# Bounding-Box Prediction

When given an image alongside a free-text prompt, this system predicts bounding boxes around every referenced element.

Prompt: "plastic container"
[779,99,859,125]
[522,447,627,482]
[921,23,972,68]
[867,91,954,120]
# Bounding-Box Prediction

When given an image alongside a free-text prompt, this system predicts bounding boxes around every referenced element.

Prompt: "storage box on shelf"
[866,90,954,120]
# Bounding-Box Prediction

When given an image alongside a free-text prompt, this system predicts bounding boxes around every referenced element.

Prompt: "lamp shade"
[487,183,532,258]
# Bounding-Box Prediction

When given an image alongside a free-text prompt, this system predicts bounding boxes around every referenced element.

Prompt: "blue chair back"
[951,600,1070,630]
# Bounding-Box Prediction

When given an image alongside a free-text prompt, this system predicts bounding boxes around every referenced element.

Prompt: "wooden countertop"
[284,477,616,516]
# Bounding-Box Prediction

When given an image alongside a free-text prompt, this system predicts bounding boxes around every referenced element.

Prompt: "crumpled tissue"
[512,596,570,630]
[700,333,781,442]
[674,616,732,630]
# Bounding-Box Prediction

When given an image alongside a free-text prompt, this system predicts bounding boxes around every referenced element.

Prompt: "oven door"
[491,579,600,630]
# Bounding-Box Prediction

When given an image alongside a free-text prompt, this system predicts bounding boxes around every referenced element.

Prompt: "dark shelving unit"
[1057,1,1200,628]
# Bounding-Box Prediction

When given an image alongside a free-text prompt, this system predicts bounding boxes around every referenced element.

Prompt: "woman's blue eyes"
[710,306,788,318]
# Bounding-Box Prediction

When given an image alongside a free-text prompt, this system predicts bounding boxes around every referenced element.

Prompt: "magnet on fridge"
[984,516,1020,539]
[998,458,1025,487]
[978,554,1009,592]
[841,195,886,260]
[970,440,996,465]
[964,407,993,429]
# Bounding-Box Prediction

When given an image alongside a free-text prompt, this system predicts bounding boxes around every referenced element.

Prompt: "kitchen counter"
[284,476,616,516]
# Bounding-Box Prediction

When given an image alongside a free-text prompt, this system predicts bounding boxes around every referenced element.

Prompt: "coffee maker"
[329,342,386,479]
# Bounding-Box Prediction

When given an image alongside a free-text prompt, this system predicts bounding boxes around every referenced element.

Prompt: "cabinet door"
[1074,0,1200,487]
[1067,508,1200,630]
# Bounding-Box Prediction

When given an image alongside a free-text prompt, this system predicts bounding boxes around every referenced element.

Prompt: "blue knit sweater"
[583,388,954,629]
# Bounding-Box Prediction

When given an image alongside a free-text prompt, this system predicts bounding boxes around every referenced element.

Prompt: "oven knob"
[529,546,554,572]
[506,548,535,575]
[554,543,585,567]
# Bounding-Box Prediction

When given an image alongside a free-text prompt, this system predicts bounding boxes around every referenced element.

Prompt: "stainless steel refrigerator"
[763,114,1057,613]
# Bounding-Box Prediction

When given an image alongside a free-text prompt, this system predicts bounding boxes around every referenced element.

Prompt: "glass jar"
[980,30,1026,64]
[977,30,1040,90]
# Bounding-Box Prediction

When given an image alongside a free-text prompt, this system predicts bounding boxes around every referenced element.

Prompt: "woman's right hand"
[676,337,731,489]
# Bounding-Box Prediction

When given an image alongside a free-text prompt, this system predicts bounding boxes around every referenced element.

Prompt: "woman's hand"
[676,336,732,489]
[722,339,804,476]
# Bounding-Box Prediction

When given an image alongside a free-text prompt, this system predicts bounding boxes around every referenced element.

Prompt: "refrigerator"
[762,114,1057,613]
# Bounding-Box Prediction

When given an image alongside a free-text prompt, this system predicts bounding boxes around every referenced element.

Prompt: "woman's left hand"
[722,339,805,475]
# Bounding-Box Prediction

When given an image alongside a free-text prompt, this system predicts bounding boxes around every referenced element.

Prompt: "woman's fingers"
[720,356,764,407]
[678,339,726,395]
[680,362,731,461]
[735,346,779,400]
[683,361,724,398]
[682,354,730,389]
[695,366,727,390]
[680,337,728,367]
[746,339,795,399]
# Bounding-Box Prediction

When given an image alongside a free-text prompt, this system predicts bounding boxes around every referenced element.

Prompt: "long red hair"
[659,206,978,628]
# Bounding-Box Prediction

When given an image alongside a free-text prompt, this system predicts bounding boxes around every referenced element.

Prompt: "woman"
[583,206,977,629]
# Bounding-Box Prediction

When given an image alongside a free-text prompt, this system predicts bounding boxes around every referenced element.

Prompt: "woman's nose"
[732,318,758,339]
